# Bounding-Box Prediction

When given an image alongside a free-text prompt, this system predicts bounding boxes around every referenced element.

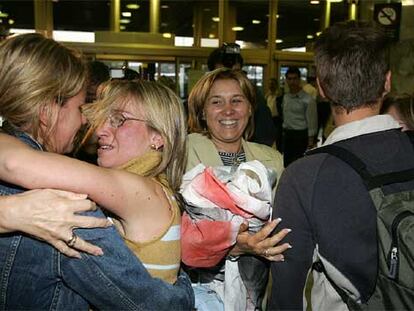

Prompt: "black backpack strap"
[306,144,372,183]
[307,145,414,190]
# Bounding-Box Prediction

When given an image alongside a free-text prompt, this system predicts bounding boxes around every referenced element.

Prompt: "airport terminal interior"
[0,0,413,97]
[1,1,414,309]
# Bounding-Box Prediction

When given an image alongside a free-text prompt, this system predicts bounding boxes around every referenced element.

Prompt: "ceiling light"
[276,14,280,18]
[310,0,320,4]
[307,34,314,39]
[276,39,283,44]
[126,4,140,10]
[120,19,131,24]
[161,5,169,9]
[121,12,132,17]
[163,33,172,38]
[212,17,220,22]
[313,18,320,21]
[120,25,126,30]
[402,0,414,5]
[8,19,14,25]
[252,19,261,24]
[208,33,215,39]
[328,0,343,2]
[316,31,322,36]
[0,11,9,18]
[232,26,244,31]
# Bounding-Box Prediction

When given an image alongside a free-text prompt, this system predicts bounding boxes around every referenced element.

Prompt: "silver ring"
[67,232,77,247]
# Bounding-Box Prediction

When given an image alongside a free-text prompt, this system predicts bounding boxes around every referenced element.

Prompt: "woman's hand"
[230,218,292,261]
[0,189,112,258]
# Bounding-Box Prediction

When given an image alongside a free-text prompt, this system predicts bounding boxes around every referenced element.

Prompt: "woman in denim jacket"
[0,33,193,310]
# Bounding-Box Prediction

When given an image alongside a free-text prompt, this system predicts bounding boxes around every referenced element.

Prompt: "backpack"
[305,139,414,310]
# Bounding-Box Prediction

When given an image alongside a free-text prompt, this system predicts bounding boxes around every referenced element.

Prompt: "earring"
[150,144,158,151]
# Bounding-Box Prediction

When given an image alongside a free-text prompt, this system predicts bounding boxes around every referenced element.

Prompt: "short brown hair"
[188,68,256,139]
[314,21,390,112]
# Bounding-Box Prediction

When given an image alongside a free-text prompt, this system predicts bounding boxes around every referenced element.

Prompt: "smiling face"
[95,98,163,168]
[204,78,251,153]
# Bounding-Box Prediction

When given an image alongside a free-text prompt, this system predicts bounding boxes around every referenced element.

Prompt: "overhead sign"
[374,3,402,41]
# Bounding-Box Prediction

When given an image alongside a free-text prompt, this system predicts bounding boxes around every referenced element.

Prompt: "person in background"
[185,68,290,310]
[0,33,193,310]
[269,21,414,310]
[302,75,318,100]
[304,74,332,145]
[123,67,140,80]
[207,43,277,147]
[86,60,110,104]
[282,66,318,167]
[382,93,414,131]
[266,77,283,151]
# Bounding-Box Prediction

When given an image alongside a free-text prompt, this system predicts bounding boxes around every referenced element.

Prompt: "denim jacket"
[0,124,194,310]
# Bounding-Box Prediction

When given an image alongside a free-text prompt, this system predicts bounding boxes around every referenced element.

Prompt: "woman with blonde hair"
[0,33,193,310]
[1,78,187,283]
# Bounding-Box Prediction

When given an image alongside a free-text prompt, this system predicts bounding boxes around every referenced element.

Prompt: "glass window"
[196,1,219,46]
[277,1,321,51]
[120,0,149,32]
[0,0,34,30]
[54,1,110,31]
[160,1,194,37]
[276,0,349,52]
[230,0,268,48]
[243,65,264,90]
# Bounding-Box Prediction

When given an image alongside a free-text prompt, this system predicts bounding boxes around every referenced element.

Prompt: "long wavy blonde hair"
[0,33,87,151]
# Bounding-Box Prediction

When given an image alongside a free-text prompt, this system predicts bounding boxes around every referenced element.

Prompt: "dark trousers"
[283,128,308,167]
[273,116,283,153]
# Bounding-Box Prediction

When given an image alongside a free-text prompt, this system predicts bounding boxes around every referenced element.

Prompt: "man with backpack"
[268,21,414,310]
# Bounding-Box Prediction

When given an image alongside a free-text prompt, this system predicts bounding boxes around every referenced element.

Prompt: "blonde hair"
[187,68,256,139]
[83,80,187,192]
[0,33,87,150]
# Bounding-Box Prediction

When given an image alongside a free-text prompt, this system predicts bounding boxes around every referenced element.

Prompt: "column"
[267,0,278,80]
[34,0,53,38]
[150,0,160,33]
[110,0,120,32]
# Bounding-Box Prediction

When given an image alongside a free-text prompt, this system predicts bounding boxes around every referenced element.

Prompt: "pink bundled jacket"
[181,161,273,268]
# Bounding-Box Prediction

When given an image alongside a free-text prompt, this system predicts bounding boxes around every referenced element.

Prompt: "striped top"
[123,179,181,284]
[218,150,246,167]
